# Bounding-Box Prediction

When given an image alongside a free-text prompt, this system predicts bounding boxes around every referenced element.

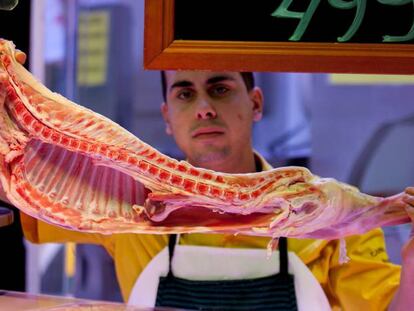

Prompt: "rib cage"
[24,140,141,220]
[0,39,411,239]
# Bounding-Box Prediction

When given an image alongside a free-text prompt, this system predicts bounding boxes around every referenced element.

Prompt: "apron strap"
[167,234,178,277]
[167,235,289,277]
[278,237,288,276]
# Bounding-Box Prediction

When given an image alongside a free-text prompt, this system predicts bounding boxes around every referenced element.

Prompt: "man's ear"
[250,86,264,122]
[161,102,173,135]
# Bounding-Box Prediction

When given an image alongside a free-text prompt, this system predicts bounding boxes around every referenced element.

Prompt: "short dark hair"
[160,71,255,102]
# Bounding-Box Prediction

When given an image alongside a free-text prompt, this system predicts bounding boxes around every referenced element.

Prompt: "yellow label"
[64,242,76,277]
[77,10,109,86]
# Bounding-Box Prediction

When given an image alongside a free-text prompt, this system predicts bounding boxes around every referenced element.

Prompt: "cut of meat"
[0,39,411,240]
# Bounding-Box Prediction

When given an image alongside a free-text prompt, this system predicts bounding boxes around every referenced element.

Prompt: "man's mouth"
[192,127,225,139]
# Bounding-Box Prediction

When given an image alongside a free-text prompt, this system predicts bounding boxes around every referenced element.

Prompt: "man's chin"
[190,146,230,166]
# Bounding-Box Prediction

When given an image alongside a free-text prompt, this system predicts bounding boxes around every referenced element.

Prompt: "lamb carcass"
[0,39,410,242]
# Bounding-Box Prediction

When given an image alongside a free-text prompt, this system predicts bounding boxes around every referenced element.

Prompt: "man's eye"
[210,86,229,97]
[177,90,194,100]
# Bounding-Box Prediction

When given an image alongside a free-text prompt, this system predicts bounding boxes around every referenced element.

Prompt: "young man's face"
[161,71,263,169]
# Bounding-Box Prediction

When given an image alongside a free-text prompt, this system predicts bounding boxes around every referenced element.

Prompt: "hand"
[15,49,26,64]
[403,187,414,209]
[402,187,414,262]
[402,187,414,232]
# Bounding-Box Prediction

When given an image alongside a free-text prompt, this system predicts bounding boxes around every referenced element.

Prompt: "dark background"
[0,0,31,292]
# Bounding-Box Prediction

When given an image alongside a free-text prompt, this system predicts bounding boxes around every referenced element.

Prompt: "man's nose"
[195,98,217,119]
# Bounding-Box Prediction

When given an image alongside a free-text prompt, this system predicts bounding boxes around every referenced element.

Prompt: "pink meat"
[0,39,410,241]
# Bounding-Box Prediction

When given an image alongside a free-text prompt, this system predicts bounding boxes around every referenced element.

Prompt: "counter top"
[0,290,183,310]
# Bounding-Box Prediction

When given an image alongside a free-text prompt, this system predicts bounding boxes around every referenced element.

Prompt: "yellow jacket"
[21,155,400,310]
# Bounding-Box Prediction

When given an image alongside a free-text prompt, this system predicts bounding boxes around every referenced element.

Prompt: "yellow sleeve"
[20,212,114,254]
[319,229,400,311]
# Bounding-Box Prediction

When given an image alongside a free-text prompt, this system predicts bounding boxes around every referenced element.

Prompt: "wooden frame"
[144,0,414,74]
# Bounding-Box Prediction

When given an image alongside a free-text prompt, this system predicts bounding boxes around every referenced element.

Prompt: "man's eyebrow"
[169,75,235,93]
[206,75,235,85]
[169,80,193,92]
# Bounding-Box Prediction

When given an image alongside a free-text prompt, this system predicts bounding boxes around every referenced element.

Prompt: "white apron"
[128,241,331,311]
